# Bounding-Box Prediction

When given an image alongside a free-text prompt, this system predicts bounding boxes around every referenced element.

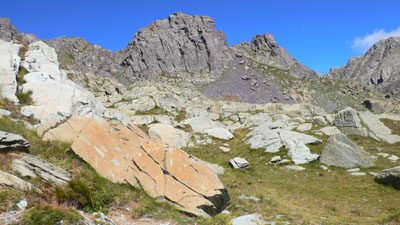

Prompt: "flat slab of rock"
[148,123,189,148]
[320,134,375,168]
[0,131,29,151]
[230,213,266,225]
[229,157,250,169]
[11,153,71,186]
[283,138,319,164]
[315,126,341,136]
[375,166,400,189]
[183,116,225,133]
[296,123,312,132]
[204,127,234,140]
[42,115,230,217]
[0,170,38,192]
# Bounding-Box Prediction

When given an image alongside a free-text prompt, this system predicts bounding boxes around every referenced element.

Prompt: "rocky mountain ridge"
[326,37,400,99]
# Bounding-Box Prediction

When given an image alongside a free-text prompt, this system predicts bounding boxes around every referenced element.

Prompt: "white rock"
[347,168,360,173]
[270,156,281,163]
[230,214,266,225]
[296,123,312,132]
[20,41,104,125]
[204,127,234,140]
[317,126,341,136]
[183,116,225,133]
[0,40,22,103]
[350,172,366,176]
[0,109,11,117]
[369,172,378,176]
[283,165,306,171]
[284,138,319,164]
[219,146,230,152]
[388,155,399,162]
[229,157,250,169]
[16,200,27,211]
[320,165,328,171]
[378,153,390,158]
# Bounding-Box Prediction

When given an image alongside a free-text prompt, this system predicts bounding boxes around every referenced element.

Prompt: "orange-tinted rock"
[41,115,229,216]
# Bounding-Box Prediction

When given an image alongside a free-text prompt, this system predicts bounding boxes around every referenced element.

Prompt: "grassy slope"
[184,125,400,225]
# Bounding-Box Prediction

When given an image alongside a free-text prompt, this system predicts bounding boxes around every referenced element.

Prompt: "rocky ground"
[0,12,400,225]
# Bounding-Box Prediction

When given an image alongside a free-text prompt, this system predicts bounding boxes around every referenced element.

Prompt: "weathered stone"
[43,115,230,217]
[229,157,250,169]
[312,116,327,126]
[204,127,234,140]
[358,111,400,144]
[296,123,312,132]
[283,165,306,171]
[0,109,11,117]
[315,126,341,136]
[0,170,38,192]
[230,213,265,225]
[334,107,400,144]
[11,153,71,186]
[0,131,29,151]
[183,116,225,133]
[375,166,400,189]
[245,126,282,153]
[320,134,375,168]
[148,123,189,148]
[283,138,319,164]
[334,107,367,136]
[0,40,21,103]
[20,41,104,124]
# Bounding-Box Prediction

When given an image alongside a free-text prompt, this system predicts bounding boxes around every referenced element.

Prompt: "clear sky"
[1,0,400,74]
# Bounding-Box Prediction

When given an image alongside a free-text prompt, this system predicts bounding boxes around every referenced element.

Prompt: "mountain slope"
[326,37,400,99]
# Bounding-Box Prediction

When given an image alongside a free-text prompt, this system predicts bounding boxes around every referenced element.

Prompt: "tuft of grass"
[20,206,82,225]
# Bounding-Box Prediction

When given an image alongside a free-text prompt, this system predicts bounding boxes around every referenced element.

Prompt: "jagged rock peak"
[0,17,38,45]
[326,37,400,98]
[120,12,228,79]
[232,33,318,78]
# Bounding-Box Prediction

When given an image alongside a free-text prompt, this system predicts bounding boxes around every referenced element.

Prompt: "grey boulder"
[320,134,375,168]
[230,213,266,225]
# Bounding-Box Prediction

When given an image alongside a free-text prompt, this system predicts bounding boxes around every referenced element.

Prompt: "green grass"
[183,128,400,224]
[20,206,82,225]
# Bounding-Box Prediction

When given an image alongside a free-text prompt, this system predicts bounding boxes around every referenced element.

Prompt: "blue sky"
[1,0,399,74]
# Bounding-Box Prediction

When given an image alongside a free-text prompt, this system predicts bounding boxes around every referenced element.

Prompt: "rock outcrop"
[11,153,71,186]
[0,18,38,45]
[334,107,400,144]
[42,115,230,217]
[320,134,375,168]
[148,123,190,148]
[19,41,104,124]
[375,166,400,189]
[326,37,400,98]
[232,33,318,78]
[0,170,38,192]
[0,131,30,151]
[0,39,22,103]
[119,12,228,81]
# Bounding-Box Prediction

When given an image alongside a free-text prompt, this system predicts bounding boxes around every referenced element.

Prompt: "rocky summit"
[0,12,400,225]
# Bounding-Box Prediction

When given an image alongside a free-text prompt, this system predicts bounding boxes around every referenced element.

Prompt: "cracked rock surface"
[41,115,230,217]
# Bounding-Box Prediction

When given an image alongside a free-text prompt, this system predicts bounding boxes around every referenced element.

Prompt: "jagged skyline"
[1,0,400,74]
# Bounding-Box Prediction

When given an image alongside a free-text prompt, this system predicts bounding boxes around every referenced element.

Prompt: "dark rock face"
[119,12,228,80]
[326,37,400,98]
[45,37,121,78]
[0,18,38,45]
